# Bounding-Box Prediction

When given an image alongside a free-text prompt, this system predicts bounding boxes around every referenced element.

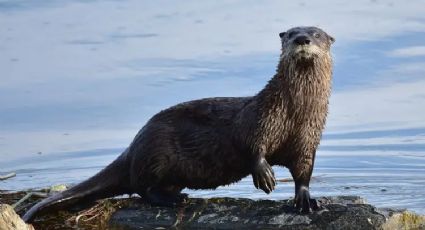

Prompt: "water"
[1,148,425,214]
[1,0,425,215]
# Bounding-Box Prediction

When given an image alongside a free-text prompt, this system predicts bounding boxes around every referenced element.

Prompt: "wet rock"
[0,204,34,230]
[17,195,423,229]
[109,196,389,230]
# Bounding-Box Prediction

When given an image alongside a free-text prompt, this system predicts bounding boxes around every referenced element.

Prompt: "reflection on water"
[1,0,425,215]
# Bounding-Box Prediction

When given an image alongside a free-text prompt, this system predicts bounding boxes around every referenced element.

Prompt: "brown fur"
[23,26,335,222]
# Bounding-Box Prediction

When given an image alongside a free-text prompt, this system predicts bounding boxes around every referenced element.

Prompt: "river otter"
[23,26,335,223]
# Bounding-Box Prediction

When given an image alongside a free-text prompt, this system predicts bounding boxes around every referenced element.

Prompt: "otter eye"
[313,33,320,38]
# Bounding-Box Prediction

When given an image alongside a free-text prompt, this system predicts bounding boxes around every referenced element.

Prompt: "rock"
[109,196,389,230]
[0,204,34,230]
[22,195,424,229]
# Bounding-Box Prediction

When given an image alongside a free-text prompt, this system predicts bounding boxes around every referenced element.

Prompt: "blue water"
[1,0,425,215]
[1,148,425,214]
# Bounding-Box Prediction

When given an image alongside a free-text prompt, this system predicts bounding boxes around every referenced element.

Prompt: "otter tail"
[22,150,131,223]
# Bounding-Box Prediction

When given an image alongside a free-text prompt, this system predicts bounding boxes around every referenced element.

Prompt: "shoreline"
[1,188,424,229]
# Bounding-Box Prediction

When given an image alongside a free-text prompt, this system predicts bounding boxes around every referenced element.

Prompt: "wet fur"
[23,26,334,222]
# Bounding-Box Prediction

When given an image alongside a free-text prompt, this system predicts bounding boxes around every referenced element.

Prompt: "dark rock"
[109,196,387,230]
[11,193,422,229]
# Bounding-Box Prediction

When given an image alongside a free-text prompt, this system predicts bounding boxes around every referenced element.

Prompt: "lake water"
[1,0,425,215]
[1,142,425,214]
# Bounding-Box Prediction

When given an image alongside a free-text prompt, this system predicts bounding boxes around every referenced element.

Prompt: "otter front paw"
[252,158,276,194]
[294,186,320,213]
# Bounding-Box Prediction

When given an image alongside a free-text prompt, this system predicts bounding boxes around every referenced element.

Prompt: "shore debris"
[0,173,16,181]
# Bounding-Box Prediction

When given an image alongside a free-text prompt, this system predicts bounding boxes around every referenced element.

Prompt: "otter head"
[279,26,334,62]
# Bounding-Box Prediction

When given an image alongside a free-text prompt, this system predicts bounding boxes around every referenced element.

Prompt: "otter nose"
[294,35,311,45]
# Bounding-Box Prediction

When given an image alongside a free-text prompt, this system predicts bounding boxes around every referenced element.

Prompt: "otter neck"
[257,56,332,115]
[251,55,332,155]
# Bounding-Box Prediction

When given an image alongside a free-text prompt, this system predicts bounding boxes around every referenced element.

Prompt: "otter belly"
[174,150,251,190]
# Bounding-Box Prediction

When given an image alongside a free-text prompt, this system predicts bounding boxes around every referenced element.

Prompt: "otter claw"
[252,158,276,194]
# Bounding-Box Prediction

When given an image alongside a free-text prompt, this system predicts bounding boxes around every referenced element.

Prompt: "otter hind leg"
[140,186,188,207]
[294,185,320,213]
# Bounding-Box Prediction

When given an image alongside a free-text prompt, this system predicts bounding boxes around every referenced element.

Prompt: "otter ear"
[329,35,335,44]
[279,32,286,38]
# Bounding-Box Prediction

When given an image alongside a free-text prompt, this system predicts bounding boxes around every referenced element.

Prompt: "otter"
[23,26,335,223]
